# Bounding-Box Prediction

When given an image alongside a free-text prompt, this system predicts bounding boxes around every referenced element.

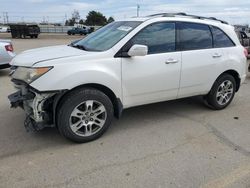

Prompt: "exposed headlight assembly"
[12,67,53,84]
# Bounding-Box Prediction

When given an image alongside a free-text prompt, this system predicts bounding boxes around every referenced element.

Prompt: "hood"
[10,45,92,67]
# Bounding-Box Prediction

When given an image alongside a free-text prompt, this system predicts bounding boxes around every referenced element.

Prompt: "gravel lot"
[0,33,250,188]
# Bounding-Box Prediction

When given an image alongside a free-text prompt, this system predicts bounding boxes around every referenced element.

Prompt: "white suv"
[8,13,248,142]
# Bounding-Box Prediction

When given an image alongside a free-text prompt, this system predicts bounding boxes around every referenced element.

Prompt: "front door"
[121,22,182,107]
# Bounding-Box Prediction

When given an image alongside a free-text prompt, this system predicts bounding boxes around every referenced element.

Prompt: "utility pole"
[3,12,6,24]
[137,4,140,17]
[2,12,9,24]
[6,12,9,24]
[64,13,67,24]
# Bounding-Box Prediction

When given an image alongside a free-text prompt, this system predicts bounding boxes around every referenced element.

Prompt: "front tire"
[57,88,114,143]
[205,74,236,110]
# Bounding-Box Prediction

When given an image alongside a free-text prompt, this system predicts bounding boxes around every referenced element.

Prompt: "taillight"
[5,44,13,52]
[244,48,248,57]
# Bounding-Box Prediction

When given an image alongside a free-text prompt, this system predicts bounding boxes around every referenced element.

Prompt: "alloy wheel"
[69,100,107,137]
[216,80,234,106]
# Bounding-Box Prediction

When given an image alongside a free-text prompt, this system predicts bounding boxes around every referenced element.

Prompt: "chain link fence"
[39,26,73,33]
[39,25,101,33]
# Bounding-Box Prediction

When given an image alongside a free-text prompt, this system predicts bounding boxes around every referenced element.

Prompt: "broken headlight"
[12,67,53,84]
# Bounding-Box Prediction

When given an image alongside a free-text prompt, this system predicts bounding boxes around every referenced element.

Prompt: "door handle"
[213,53,222,58]
[165,59,178,64]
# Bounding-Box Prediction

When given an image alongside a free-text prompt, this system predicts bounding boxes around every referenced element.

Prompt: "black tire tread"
[206,73,236,110]
[57,88,114,143]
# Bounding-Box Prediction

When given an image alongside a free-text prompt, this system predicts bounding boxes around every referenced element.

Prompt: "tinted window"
[179,23,213,51]
[128,22,176,54]
[212,26,235,48]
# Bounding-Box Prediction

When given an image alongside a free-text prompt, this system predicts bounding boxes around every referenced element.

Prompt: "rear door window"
[178,22,213,51]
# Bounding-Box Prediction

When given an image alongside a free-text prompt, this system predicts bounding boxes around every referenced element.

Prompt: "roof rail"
[146,12,228,24]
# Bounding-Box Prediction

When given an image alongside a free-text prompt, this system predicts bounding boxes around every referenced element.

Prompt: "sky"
[0,0,250,25]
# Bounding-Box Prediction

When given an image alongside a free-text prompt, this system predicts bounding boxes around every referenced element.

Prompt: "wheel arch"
[216,69,241,92]
[53,83,123,126]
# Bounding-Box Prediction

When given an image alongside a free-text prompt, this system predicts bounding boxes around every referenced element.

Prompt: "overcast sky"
[0,0,250,25]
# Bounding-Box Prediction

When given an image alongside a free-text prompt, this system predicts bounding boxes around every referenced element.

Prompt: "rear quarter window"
[211,26,235,48]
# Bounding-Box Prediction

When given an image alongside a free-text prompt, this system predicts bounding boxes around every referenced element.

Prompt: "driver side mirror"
[127,44,148,57]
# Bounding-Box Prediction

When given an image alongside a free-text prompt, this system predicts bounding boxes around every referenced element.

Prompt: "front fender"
[30,60,122,99]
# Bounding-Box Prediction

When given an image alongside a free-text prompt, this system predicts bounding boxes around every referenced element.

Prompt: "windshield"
[73,21,142,51]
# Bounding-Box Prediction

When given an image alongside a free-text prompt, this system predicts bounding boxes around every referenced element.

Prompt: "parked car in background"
[67,27,91,35]
[246,32,250,38]
[236,31,250,54]
[0,26,10,33]
[8,13,247,143]
[9,24,40,38]
[0,40,15,69]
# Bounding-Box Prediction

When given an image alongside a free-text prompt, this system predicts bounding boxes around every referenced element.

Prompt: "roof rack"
[146,12,229,24]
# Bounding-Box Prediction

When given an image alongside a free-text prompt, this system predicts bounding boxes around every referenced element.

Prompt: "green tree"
[79,19,85,25]
[65,10,81,26]
[85,11,107,26]
[72,10,80,22]
[107,17,115,23]
[65,20,69,26]
[67,18,76,26]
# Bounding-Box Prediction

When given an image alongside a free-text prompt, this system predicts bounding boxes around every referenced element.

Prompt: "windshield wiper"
[72,44,88,51]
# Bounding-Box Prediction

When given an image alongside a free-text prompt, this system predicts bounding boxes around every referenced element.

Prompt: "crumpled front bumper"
[8,90,34,108]
[8,79,57,131]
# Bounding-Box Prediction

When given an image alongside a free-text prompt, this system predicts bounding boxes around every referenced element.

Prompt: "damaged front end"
[8,79,58,132]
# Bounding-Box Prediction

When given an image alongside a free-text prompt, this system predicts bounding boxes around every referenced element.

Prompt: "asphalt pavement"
[0,33,250,188]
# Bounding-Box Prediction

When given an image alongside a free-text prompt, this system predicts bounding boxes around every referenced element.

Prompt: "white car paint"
[0,40,15,66]
[0,27,9,33]
[10,16,247,110]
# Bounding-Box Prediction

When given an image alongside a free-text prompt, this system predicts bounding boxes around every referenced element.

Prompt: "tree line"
[65,10,114,26]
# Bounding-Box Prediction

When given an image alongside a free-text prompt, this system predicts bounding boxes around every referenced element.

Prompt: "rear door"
[177,22,225,98]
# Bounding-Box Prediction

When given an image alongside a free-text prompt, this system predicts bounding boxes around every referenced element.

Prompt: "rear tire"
[205,74,236,110]
[57,88,114,143]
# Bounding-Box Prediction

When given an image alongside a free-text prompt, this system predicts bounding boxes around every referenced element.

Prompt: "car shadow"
[0,95,210,160]
[30,97,209,140]
[0,69,10,77]
[108,96,209,134]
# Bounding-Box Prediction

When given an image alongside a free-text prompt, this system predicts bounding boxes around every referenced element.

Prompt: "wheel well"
[54,84,123,125]
[219,70,241,92]
[81,84,122,119]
